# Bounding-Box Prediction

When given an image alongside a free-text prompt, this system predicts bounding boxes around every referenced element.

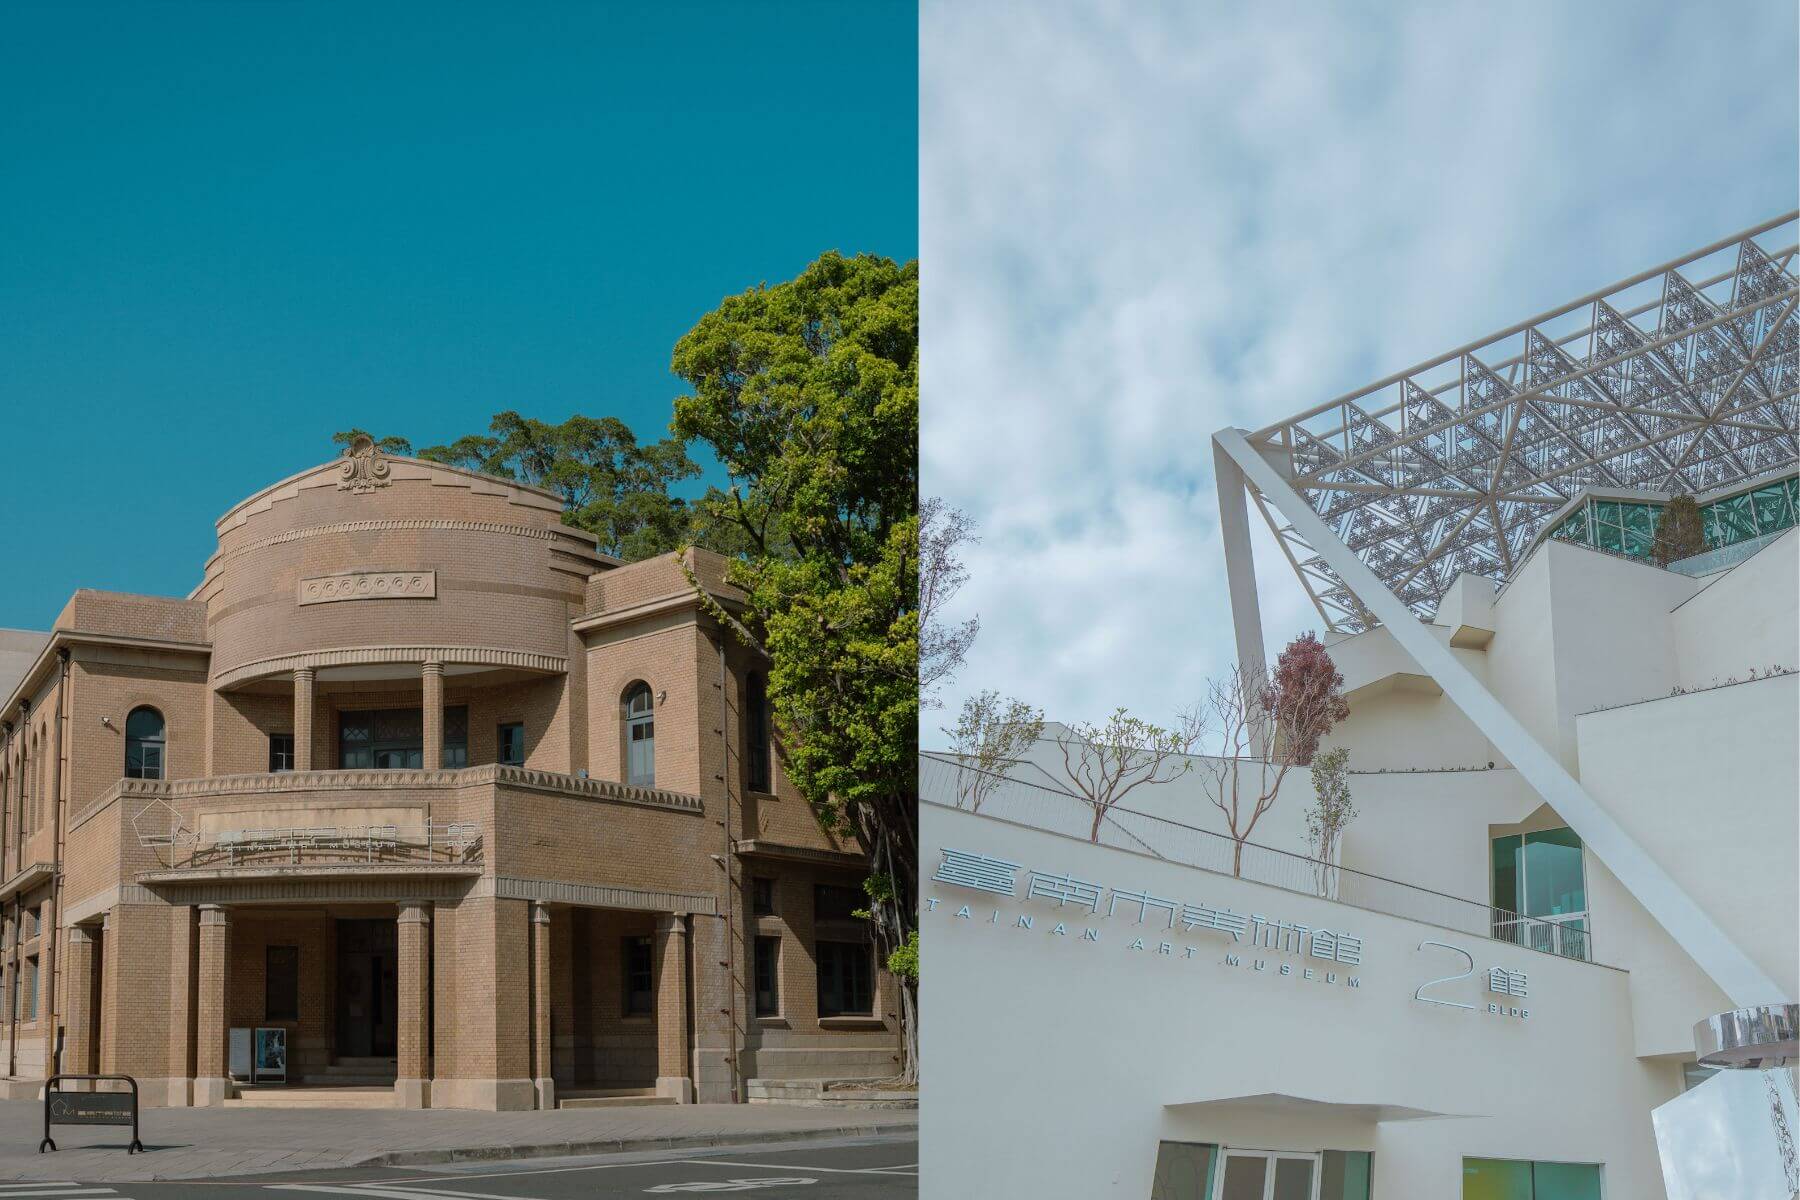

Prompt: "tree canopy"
[670,249,920,1079]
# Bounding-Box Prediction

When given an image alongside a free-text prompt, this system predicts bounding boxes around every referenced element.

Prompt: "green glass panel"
[1786,476,1798,513]
[1593,500,1621,526]
[1622,529,1653,558]
[1524,827,1586,917]
[1149,1142,1216,1200]
[1532,1162,1603,1200]
[1710,494,1758,544]
[1564,509,1587,542]
[1751,483,1792,535]
[1701,505,1723,549]
[1320,1150,1372,1200]
[1595,521,1624,553]
[1463,1158,1532,1200]
[1622,503,1655,536]
[1491,835,1521,913]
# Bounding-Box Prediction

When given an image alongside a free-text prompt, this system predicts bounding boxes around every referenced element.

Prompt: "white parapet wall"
[920,800,1680,1198]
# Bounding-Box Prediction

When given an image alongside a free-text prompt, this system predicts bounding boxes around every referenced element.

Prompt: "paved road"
[4,1136,917,1198]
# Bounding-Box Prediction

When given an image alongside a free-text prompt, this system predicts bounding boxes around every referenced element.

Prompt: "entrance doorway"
[1215,1150,1319,1200]
[334,919,397,1059]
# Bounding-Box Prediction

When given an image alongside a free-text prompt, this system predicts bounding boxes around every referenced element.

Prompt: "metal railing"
[921,752,1597,965]
[135,810,482,870]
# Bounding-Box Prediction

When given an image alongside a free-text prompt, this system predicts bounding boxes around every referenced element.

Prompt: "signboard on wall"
[228,1027,252,1081]
[253,1027,287,1084]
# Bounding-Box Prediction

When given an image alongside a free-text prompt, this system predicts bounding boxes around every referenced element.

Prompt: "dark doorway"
[334,919,397,1059]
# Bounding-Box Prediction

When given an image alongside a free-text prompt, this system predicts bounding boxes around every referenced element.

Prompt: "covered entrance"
[334,918,397,1060]
[1215,1150,1319,1200]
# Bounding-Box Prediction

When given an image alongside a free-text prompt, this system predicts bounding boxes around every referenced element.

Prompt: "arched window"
[125,707,166,780]
[622,683,655,787]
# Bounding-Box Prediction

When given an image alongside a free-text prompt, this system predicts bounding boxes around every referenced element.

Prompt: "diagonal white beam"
[1214,425,1786,1008]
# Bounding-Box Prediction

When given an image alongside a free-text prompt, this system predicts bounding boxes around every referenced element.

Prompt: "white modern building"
[921,216,1800,1198]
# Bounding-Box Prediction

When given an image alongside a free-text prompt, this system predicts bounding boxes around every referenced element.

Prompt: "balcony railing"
[921,751,1598,965]
[137,816,483,870]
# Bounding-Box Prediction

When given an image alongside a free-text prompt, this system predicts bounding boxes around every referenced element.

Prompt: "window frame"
[622,683,655,788]
[497,722,526,767]
[815,939,874,1018]
[268,733,296,773]
[124,706,166,780]
[752,877,775,916]
[753,934,781,1018]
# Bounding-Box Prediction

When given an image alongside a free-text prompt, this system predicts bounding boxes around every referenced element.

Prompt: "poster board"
[253,1027,287,1084]
[228,1027,252,1081]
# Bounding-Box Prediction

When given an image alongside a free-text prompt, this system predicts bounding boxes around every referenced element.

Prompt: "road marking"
[644,1181,817,1194]
[265,1187,544,1199]
[665,1158,910,1176]
[0,1190,122,1198]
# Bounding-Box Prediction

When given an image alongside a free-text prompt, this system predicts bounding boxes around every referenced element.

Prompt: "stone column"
[60,924,96,1081]
[530,902,553,1110]
[654,914,693,1103]
[293,667,316,771]
[194,905,231,1106]
[421,661,444,769]
[691,913,738,1103]
[166,907,196,1106]
[396,903,431,1109]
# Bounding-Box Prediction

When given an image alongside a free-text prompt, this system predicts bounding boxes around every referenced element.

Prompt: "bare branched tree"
[944,691,1045,812]
[1053,708,1206,842]
[1200,660,1347,876]
[920,497,979,708]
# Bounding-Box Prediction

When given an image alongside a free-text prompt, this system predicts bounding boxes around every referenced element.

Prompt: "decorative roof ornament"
[337,434,393,494]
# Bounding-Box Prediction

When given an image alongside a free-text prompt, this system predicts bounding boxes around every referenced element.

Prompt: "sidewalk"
[0,1099,917,1182]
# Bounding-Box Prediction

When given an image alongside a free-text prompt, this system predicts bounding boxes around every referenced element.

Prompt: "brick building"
[0,436,898,1110]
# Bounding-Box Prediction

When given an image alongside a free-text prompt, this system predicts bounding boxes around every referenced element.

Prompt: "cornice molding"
[211,645,567,688]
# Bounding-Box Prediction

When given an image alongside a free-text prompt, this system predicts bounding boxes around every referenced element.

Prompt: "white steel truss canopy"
[1246,214,1800,633]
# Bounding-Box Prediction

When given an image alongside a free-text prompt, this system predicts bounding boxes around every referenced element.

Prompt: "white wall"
[922,802,1679,1199]
[1671,529,1798,689]
[1577,674,1800,1004]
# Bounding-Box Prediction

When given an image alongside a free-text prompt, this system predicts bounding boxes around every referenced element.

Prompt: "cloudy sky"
[921,1,1799,739]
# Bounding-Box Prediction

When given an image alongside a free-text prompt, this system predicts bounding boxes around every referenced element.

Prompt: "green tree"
[670,250,919,1082]
[1650,493,1707,567]
[331,428,414,456]
[412,412,708,562]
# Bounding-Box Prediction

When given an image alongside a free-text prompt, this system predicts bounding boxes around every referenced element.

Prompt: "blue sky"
[0,1,917,630]
[922,1,1799,735]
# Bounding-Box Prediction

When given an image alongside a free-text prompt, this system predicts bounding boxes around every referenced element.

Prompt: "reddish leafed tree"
[1265,633,1350,765]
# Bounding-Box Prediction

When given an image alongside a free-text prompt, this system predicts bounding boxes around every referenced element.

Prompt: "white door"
[1213,1150,1320,1200]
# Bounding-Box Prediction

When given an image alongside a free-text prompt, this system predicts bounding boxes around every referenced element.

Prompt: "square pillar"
[293,667,316,771]
[37,896,56,1081]
[60,924,96,1081]
[165,907,196,1106]
[654,914,693,1103]
[422,661,444,769]
[530,902,553,1110]
[193,905,230,1106]
[691,913,738,1103]
[396,903,431,1109]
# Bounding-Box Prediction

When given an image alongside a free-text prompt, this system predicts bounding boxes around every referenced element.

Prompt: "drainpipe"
[2,718,12,1080]
[713,633,741,1103]
[44,650,68,1075]
[10,699,27,1080]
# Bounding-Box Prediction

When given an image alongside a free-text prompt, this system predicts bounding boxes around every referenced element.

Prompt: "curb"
[356,1122,916,1169]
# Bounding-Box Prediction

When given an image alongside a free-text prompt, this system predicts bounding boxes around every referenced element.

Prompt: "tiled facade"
[0,438,898,1110]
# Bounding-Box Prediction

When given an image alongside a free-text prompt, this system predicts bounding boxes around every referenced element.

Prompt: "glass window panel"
[498,723,525,766]
[816,940,873,1016]
[753,935,780,1017]
[1701,505,1723,548]
[1219,1156,1268,1200]
[622,937,654,1015]
[1622,503,1654,536]
[1271,1158,1314,1200]
[1463,1158,1533,1200]
[1149,1142,1217,1200]
[1319,1150,1371,1200]
[1531,1162,1603,1200]
[1786,476,1799,513]
[1595,521,1624,553]
[1524,827,1586,917]
[1491,834,1521,913]
[1622,528,1653,558]
[1593,500,1621,527]
[1751,484,1792,534]
[1711,494,1758,543]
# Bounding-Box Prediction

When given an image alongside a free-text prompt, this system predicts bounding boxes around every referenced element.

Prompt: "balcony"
[920,751,1599,965]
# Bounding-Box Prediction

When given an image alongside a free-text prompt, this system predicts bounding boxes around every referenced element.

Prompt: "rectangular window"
[814,884,863,923]
[1149,1142,1218,1200]
[338,707,468,769]
[497,722,525,766]
[754,935,780,1017]
[1463,1158,1601,1200]
[1491,827,1588,958]
[265,945,300,1021]
[752,877,775,916]
[622,936,654,1016]
[816,940,872,1017]
[1319,1150,1373,1200]
[24,957,37,1022]
[746,672,770,792]
[25,908,38,940]
[269,734,295,773]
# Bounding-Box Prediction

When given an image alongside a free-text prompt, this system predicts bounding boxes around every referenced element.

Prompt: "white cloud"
[922,0,1798,738]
